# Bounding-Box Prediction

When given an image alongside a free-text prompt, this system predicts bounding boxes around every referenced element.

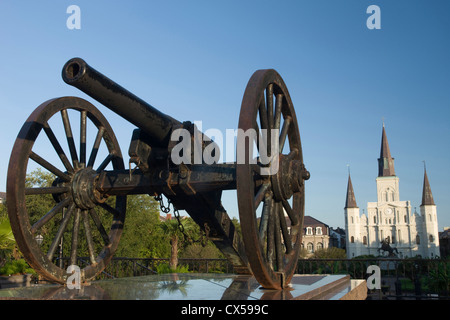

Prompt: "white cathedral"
[344,125,440,258]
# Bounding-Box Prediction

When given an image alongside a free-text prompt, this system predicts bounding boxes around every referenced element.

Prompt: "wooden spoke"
[69,208,81,266]
[30,152,71,182]
[237,69,305,289]
[273,201,283,270]
[61,109,79,169]
[83,210,97,265]
[47,202,75,260]
[80,110,87,166]
[31,198,71,234]
[274,94,283,131]
[96,153,114,172]
[254,182,270,210]
[279,116,291,153]
[8,97,126,284]
[259,194,273,249]
[43,122,74,173]
[282,198,298,226]
[87,126,105,168]
[89,209,110,246]
[278,202,292,254]
[25,186,70,195]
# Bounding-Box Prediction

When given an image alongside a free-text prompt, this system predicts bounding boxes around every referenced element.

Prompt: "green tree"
[160,218,197,270]
[115,194,168,258]
[0,209,17,264]
[312,247,347,259]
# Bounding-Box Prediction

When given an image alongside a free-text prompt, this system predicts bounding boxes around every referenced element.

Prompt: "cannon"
[6,58,309,290]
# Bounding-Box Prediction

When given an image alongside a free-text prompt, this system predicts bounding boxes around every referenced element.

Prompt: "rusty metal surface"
[7,97,126,284]
[237,69,309,289]
[6,58,308,289]
[62,58,177,147]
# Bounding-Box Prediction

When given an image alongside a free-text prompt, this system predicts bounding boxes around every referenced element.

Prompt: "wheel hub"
[271,156,309,202]
[71,168,105,209]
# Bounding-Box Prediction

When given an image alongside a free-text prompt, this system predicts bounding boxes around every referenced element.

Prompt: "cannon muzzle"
[62,58,179,147]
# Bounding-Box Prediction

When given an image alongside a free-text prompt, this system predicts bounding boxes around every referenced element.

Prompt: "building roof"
[303,216,329,228]
[421,169,435,206]
[378,125,396,177]
[344,174,358,208]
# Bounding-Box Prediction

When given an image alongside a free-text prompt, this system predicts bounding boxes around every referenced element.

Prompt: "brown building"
[301,216,330,256]
[439,227,450,258]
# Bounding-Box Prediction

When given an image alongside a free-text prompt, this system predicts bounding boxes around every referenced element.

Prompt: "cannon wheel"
[7,97,126,284]
[237,69,308,289]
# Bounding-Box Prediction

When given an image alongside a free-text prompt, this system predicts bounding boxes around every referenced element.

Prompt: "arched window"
[363,236,367,245]
[307,243,314,253]
[416,235,420,245]
[429,235,434,243]
[316,242,323,250]
[350,236,355,243]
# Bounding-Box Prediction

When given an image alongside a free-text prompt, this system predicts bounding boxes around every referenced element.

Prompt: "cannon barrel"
[62,57,179,147]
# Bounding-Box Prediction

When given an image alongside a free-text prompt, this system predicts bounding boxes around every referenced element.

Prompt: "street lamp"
[35,234,44,246]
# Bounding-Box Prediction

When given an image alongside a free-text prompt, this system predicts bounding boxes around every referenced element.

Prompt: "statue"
[378,237,398,257]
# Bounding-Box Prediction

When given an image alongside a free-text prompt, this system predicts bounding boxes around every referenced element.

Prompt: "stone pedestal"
[0,273,366,300]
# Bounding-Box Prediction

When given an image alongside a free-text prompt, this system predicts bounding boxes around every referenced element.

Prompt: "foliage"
[156,263,189,274]
[180,243,224,260]
[115,194,168,259]
[0,259,36,276]
[3,169,225,277]
[312,247,346,259]
[425,260,450,295]
[0,205,19,264]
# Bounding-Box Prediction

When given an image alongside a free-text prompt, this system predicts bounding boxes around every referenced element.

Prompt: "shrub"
[0,259,36,276]
[156,263,189,274]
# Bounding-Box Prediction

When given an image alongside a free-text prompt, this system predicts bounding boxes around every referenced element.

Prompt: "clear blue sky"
[0,1,449,231]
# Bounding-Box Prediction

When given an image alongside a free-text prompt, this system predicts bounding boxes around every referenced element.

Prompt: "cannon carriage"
[6,58,309,290]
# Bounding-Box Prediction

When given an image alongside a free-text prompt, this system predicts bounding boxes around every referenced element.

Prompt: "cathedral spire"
[378,124,396,177]
[421,166,435,206]
[345,173,358,208]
